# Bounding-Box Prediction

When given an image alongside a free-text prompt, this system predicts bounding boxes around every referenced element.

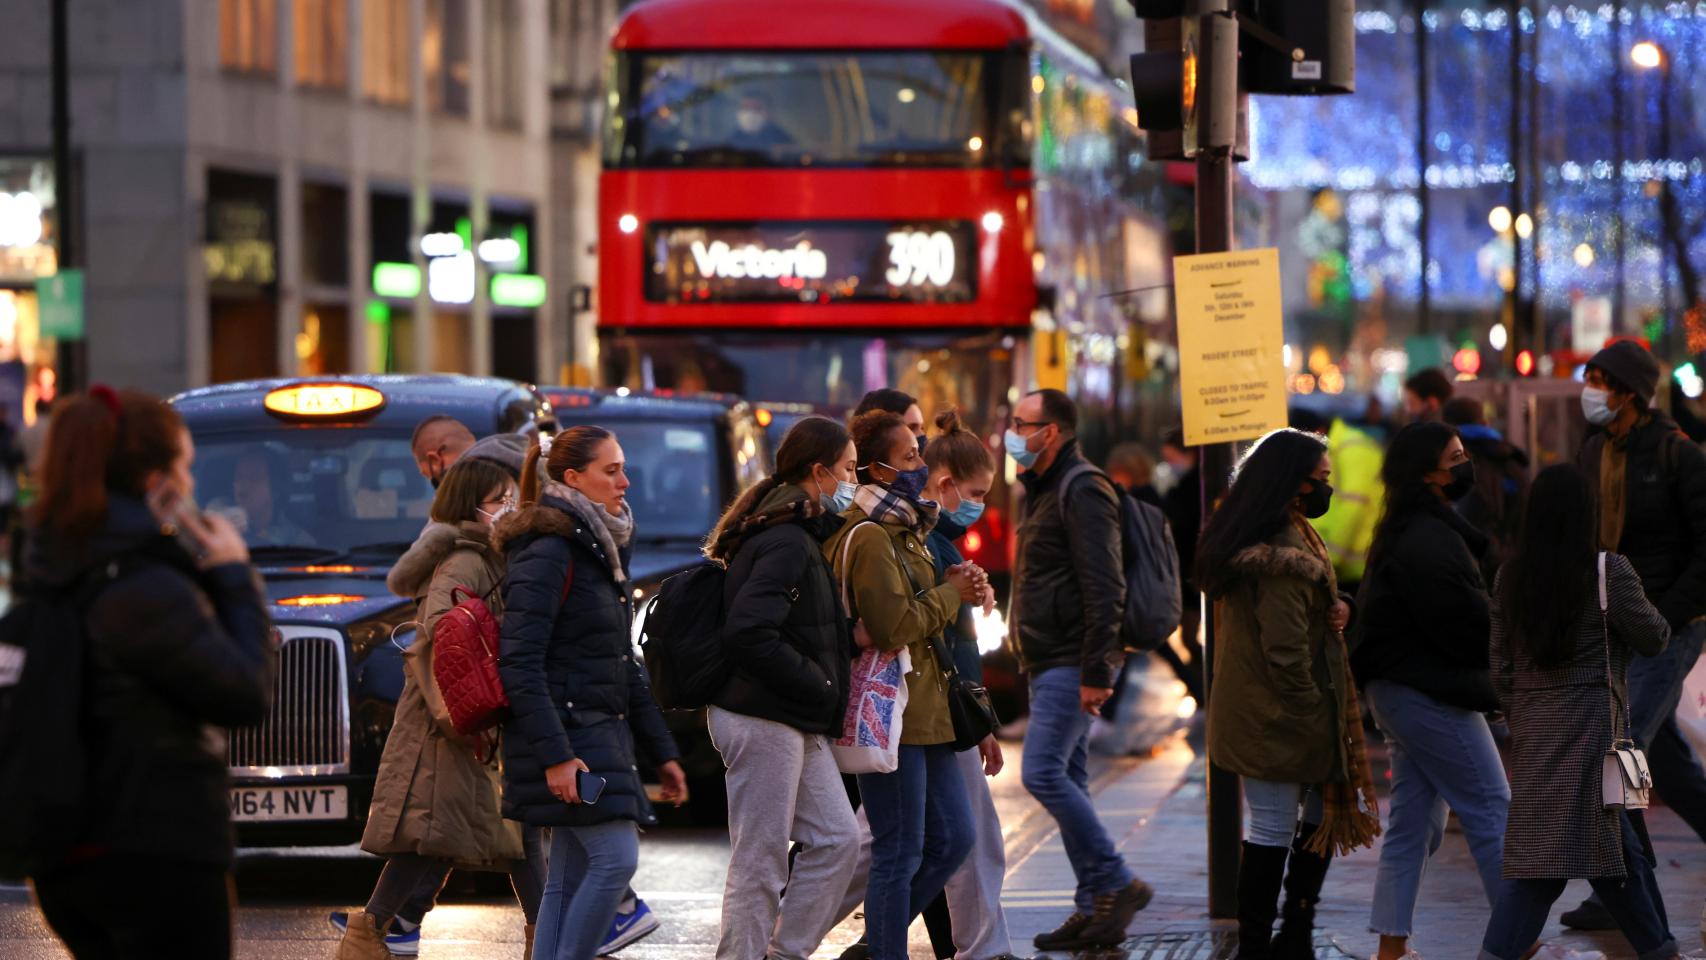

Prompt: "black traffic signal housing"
[1240,0,1355,95]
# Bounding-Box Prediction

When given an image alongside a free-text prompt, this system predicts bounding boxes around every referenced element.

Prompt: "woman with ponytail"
[27,388,274,960]
[704,415,861,960]
[495,427,686,960]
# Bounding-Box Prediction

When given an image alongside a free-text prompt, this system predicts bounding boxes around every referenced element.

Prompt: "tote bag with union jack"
[830,522,909,775]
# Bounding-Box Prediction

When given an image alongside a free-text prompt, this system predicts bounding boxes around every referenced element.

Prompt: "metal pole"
[1195,0,1241,922]
[51,0,82,392]
[1415,0,1431,335]
[1659,61,1673,351]
[1612,0,1626,332]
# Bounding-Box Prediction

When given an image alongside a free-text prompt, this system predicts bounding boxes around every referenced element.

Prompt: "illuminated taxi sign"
[263,384,387,421]
[276,594,367,607]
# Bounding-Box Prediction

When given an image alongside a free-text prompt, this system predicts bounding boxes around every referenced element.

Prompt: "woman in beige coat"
[336,457,538,959]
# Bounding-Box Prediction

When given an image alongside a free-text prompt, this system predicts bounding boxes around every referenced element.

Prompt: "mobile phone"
[576,769,607,805]
[146,485,208,557]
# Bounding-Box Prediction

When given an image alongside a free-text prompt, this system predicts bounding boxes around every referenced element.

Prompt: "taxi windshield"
[190,430,436,562]
[553,417,720,543]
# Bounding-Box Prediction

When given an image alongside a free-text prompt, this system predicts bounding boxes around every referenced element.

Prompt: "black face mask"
[1299,479,1334,519]
[1442,460,1476,501]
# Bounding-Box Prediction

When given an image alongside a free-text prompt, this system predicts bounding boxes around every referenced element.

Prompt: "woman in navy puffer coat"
[496,426,684,960]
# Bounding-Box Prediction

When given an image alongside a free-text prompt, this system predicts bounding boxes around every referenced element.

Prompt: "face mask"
[1004,429,1039,469]
[879,462,931,501]
[1299,479,1334,519]
[1441,461,1476,502]
[1582,386,1616,426]
[736,110,766,133]
[916,433,928,457]
[477,503,514,525]
[945,497,985,529]
[819,479,857,514]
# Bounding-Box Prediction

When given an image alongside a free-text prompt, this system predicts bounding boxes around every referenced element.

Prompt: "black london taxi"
[172,375,548,846]
[544,387,771,799]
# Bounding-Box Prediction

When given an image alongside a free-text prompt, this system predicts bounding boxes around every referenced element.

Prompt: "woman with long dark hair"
[1352,422,1509,960]
[1480,465,1679,959]
[703,415,861,960]
[1197,428,1379,959]
[821,410,984,960]
[26,388,274,960]
[496,426,687,960]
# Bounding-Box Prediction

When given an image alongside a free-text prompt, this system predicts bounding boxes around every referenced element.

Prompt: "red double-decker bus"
[598,0,1186,584]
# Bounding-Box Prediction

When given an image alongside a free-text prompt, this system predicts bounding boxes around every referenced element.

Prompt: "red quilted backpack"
[434,558,573,737]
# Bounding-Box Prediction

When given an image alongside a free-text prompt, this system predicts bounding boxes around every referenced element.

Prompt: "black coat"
[26,496,275,868]
[1351,499,1498,712]
[712,485,852,735]
[1163,466,1202,597]
[1010,441,1127,689]
[495,496,679,828]
[1579,412,1706,629]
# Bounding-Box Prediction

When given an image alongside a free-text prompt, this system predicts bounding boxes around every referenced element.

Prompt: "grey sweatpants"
[709,706,861,960]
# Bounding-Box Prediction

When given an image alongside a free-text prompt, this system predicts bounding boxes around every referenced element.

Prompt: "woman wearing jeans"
[823,410,985,960]
[704,416,862,960]
[1352,422,1510,960]
[1196,428,1381,958]
[497,427,687,960]
[1481,465,1680,960]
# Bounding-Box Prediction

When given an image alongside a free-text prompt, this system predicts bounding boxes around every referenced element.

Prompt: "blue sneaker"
[599,898,660,954]
[328,911,422,956]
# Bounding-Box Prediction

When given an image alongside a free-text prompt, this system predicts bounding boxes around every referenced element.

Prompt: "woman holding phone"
[26,387,275,960]
[497,426,687,960]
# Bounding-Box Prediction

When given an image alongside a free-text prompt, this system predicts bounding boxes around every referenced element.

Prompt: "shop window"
[221,0,277,74]
[485,0,526,129]
[211,299,280,383]
[299,305,350,375]
[385,309,416,372]
[295,0,348,90]
[362,0,410,106]
[302,182,350,287]
[432,311,471,372]
[425,0,471,116]
[491,313,536,382]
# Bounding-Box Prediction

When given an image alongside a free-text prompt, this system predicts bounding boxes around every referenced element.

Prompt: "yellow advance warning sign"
[1173,248,1288,447]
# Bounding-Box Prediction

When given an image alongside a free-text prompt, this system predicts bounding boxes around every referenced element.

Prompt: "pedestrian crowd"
[8,336,1706,960]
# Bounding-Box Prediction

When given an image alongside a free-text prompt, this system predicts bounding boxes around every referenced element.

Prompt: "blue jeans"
[1479,812,1676,960]
[857,743,975,960]
[1365,679,1510,936]
[1242,778,1322,847]
[1022,666,1136,912]
[1630,621,1706,839]
[532,821,639,960]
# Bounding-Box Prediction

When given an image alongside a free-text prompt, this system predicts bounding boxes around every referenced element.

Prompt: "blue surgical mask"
[1004,429,1039,469]
[880,462,931,501]
[945,497,985,528]
[1582,386,1616,426]
[819,479,857,514]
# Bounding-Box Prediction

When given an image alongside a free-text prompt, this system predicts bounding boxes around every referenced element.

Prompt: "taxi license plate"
[229,785,348,822]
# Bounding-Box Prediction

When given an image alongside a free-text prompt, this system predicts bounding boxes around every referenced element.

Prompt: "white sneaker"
[1528,945,1606,960]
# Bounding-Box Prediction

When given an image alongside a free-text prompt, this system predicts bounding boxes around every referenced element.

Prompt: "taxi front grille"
[228,631,349,774]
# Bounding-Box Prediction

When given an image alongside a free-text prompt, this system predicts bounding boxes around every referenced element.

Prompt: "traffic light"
[1129,4,1237,160]
[1240,0,1356,95]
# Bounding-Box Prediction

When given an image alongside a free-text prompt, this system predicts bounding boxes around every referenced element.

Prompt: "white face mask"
[1582,386,1617,426]
[477,503,515,525]
[736,109,766,133]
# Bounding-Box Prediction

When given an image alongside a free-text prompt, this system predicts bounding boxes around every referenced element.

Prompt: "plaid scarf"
[1296,514,1383,857]
[852,483,940,538]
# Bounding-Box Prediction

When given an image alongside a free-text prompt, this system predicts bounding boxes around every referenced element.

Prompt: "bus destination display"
[645,221,976,305]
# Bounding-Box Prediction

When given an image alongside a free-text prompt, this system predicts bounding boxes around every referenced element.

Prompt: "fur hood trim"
[387,521,460,599]
[1226,542,1333,585]
[492,497,621,577]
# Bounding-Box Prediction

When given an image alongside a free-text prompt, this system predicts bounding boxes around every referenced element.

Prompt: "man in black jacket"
[1006,389,1151,950]
[1564,340,1706,931]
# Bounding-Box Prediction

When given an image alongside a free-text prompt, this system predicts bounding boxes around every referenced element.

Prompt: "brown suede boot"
[524,922,535,959]
[335,911,391,960]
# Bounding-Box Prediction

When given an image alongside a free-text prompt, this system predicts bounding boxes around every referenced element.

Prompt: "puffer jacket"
[1579,411,1706,629]
[712,484,853,736]
[25,496,275,867]
[362,521,522,865]
[1010,440,1126,688]
[495,495,679,827]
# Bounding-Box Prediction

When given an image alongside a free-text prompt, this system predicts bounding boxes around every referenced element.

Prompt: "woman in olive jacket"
[821,410,985,960]
[337,457,534,959]
[496,427,686,960]
[703,415,861,960]
[1197,428,1379,959]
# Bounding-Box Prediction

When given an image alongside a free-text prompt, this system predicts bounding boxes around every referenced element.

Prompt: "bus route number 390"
[885,230,957,289]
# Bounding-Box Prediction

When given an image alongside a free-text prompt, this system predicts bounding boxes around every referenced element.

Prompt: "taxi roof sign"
[263,384,387,420]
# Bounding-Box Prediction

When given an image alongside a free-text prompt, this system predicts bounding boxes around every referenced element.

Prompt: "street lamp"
[1630,41,1663,71]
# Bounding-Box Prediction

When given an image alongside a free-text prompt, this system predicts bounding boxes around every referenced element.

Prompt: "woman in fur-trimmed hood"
[1195,428,1380,959]
[494,426,685,960]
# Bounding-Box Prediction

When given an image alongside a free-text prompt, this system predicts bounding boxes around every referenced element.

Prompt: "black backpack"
[1061,464,1183,653]
[639,562,732,711]
[0,560,130,880]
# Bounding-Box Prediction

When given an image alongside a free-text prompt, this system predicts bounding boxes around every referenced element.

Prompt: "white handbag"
[1599,553,1653,811]
[829,522,909,775]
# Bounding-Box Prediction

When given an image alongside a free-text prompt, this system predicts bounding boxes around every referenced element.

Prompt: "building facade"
[0,0,555,396]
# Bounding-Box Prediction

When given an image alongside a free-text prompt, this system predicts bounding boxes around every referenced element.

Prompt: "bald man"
[411,416,476,488]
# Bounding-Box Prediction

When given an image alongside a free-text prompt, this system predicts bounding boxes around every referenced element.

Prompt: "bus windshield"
[610,51,1011,169]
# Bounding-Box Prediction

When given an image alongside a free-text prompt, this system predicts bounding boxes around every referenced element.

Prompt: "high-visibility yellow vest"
[1312,418,1384,584]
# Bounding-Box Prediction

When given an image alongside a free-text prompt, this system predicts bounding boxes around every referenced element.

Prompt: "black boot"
[1235,842,1290,959]
[1270,823,1333,959]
